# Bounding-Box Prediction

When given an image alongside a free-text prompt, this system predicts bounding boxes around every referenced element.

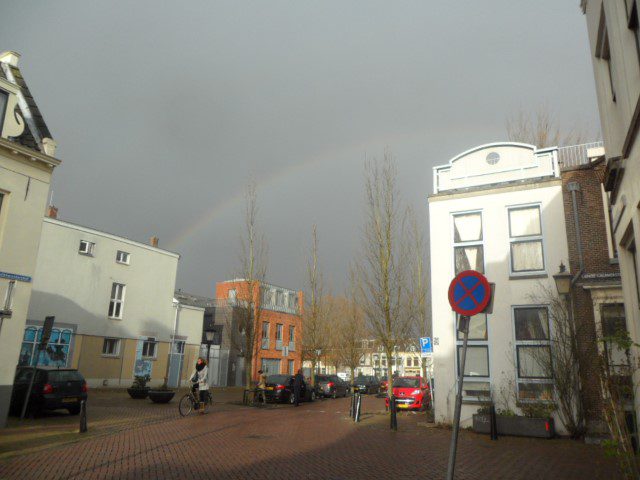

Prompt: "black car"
[315,375,349,398]
[11,367,88,416]
[263,374,316,404]
[352,375,380,395]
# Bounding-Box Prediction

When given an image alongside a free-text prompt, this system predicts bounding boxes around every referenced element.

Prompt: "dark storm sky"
[0,1,600,296]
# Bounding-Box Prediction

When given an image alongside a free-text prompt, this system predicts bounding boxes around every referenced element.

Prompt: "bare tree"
[407,207,430,379]
[528,285,585,438]
[332,272,368,381]
[302,225,329,384]
[357,150,413,400]
[228,180,268,388]
[506,106,586,148]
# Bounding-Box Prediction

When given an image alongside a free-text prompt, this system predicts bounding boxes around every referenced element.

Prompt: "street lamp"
[553,262,572,296]
[204,329,215,363]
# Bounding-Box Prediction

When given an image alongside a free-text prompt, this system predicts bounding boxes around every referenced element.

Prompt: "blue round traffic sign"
[448,270,491,316]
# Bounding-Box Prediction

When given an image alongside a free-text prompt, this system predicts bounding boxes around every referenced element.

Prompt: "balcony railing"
[261,337,269,349]
[275,339,283,351]
[288,341,295,352]
[557,141,604,170]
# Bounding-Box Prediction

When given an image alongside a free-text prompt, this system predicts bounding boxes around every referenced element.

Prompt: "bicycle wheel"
[178,394,194,416]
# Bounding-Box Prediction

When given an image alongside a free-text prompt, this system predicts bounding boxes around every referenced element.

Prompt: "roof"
[174,290,218,309]
[0,52,53,153]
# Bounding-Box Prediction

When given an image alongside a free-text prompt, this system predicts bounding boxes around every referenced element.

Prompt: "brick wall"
[561,160,620,434]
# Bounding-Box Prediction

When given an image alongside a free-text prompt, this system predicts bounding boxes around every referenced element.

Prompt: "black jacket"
[293,373,304,388]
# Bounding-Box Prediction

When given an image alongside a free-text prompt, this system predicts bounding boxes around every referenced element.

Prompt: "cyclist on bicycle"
[190,357,209,414]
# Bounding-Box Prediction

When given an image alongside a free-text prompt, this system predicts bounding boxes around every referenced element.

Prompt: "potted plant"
[148,379,175,404]
[472,402,556,438]
[127,375,151,399]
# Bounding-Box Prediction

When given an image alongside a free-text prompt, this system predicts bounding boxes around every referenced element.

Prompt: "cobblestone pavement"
[0,394,619,479]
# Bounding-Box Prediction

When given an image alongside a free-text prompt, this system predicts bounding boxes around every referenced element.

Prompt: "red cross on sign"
[448,270,491,316]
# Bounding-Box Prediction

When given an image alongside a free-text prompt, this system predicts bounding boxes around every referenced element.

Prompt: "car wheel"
[310,391,316,402]
[332,390,337,399]
[288,393,296,405]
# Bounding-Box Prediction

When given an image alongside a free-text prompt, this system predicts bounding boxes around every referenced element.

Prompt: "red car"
[385,376,430,411]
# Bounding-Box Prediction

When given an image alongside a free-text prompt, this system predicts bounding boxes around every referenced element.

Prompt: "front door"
[168,341,185,388]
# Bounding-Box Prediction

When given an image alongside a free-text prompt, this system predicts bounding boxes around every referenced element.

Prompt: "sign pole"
[446,314,470,480]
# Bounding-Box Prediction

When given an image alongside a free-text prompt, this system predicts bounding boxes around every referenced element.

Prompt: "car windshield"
[355,376,374,383]
[47,370,83,382]
[267,375,291,385]
[316,375,330,382]
[393,378,420,388]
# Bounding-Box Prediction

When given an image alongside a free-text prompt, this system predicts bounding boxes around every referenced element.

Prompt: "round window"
[486,152,500,165]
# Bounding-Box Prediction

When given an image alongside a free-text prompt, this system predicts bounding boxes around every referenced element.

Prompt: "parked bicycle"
[179,384,212,416]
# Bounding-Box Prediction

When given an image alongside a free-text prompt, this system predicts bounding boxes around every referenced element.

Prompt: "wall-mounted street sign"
[419,337,432,357]
[447,270,491,316]
[0,271,31,283]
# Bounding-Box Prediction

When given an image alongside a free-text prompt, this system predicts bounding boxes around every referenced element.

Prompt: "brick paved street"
[0,394,619,479]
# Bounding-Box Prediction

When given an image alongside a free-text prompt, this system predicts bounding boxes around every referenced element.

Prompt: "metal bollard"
[490,404,498,441]
[349,392,354,418]
[390,395,398,431]
[355,393,362,423]
[79,400,87,433]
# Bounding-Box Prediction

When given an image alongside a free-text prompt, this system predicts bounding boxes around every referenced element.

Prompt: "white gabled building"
[429,142,571,433]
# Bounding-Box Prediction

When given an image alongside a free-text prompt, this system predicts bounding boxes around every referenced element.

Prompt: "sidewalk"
[0,386,246,459]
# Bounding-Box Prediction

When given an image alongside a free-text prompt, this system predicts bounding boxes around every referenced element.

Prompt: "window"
[288,325,295,351]
[19,326,73,367]
[596,9,617,102]
[142,337,157,358]
[508,206,544,273]
[601,304,629,369]
[276,290,284,306]
[288,359,295,375]
[261,322,270,349]
[261,358,281,376]
[453,212,483,274]
[108,283,126,318]
[628,1,640,66]
[0,90,7,134]
[275,324,283,350]
[102,338,120,356]
[513,307,553,401]
[455,314,490,400]
[116,250,130,264]
[79,240,95,256]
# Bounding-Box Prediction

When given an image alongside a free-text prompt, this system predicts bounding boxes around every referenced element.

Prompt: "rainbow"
[165,128,427,251]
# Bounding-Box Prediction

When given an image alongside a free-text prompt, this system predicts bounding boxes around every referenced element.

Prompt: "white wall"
[28,218,181,343]
[429,176,570,433]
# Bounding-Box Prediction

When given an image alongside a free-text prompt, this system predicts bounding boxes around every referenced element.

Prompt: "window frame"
[79,240,95,256]
[141,337,157,359]
[0,89,8,136]
[102,337,121,357]
[512,305,554,403]
[507,204,546,275]
[451,210,484,275]
[261,321,270,350]
[108,283,126,319]
[116,250,130,265]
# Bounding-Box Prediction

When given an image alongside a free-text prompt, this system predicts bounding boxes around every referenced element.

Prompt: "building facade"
[0,51,60,426]
[27,216,203,388]
[582,0,640,437]
[215,280,303,381]
[429,142,572,433]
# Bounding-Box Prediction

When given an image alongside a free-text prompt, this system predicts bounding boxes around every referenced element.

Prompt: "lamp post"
[204,329,215,364]
[553,262,572,296]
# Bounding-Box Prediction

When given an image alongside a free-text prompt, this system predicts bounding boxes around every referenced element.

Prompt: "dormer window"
[486,152,500,165]
[79,240,95,256]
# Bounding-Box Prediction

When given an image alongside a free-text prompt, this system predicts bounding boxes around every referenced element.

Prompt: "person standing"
[190,357,209,414]
[293,369,304,407]
[256,369,267,406]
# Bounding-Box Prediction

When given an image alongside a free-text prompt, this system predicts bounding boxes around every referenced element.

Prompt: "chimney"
[150,236,159,247]
[46,205,58,219]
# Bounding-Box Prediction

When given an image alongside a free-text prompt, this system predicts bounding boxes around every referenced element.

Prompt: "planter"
[148,390,175,404]
[473,414,554,439]
[127,387,150,399]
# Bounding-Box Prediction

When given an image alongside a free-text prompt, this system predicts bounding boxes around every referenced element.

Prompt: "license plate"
[398,404,408,408]
[266,387,274,391]
[62,397,77,403]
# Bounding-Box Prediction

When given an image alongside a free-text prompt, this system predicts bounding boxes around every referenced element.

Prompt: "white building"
[26,216,204,388]
[582,0,640,435]
[0,51,60,426]
[429,143,571,433]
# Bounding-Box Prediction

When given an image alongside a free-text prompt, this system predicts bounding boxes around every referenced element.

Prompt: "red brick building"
[216,280,303,382]
[559,146,627,440]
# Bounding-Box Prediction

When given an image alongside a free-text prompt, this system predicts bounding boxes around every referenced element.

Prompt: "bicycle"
[179,384,212,416]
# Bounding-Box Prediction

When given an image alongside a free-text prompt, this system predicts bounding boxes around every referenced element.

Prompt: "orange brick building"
[216,280,303,381]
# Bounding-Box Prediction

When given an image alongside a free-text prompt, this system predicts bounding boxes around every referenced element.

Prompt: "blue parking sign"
[420,337,432,356]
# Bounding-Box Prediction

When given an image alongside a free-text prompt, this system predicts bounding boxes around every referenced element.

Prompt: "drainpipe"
[567,182,584,285]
